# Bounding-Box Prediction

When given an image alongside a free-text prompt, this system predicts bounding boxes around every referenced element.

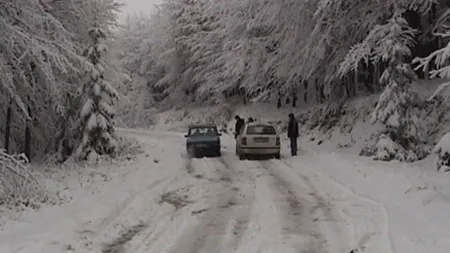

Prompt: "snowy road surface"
[1,129,450,253]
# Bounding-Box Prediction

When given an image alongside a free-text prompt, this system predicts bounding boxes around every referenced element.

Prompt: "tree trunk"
[303,80,308,104]
[292,92,297,108]
[24,96,31,161]
[277,89,282,108]
[239,87,246,105]
[350,71,356,96]
[25,62,35,161]
[4,98,12,153]
[315,78,322,103]
[319,82,325,103]
[344,75,350,98]
[373,62,379,92]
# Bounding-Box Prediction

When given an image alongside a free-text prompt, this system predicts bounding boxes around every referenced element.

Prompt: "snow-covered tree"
[414,6,450,170]
[75,23,119,160]
[0,0,89,162]
[339,13,427,162]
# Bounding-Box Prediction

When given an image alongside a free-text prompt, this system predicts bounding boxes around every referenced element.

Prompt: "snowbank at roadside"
[0,134,143,226]
[0,130,189,253]
[285,140,450,253]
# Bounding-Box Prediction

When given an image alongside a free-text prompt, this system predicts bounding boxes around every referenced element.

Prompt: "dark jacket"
[235,118,245,134]
[288,118,299,138]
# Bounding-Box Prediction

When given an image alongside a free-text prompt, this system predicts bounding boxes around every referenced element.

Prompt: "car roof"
[246,123,274,127]
[188,124,217,129]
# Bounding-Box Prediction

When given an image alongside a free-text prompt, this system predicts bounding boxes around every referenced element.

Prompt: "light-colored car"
[236,123,280,160]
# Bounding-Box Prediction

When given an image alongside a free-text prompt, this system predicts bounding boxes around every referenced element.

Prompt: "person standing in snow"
[234,115,245,138]
[287,113,299,156]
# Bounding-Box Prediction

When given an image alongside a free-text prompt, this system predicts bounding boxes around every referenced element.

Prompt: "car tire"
[239,151,245,160]
[216,149,221,157]
[187,146,195,158]
[275,153,281,159]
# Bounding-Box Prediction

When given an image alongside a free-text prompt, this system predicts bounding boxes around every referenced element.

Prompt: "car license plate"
[254,137,268,143]
[196,144,208,147]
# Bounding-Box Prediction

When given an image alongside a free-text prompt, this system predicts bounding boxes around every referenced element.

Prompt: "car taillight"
[242,137,247,145]
[276,137,280,145]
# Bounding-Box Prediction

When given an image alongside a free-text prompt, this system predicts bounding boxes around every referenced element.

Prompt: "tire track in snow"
[273,159,355,253]
[121,173,195,253]
[129,158,230,253]
[89,175,171,236]
[79,172,183,252]
[282,159,395,253]
[186,156,233,184]
[165,157,236,253]
[259,160,328,253]
[164,154,254,253]
[219,155,256,252]
[101,223,147,253]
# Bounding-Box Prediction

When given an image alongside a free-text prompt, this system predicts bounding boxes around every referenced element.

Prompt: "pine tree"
[75,25,119,160]
[414,8,450,170]
[339,13,426,162]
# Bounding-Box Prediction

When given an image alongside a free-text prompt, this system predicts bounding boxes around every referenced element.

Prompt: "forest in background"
[119,0,446,104]
[118,0,450,165]
[2,0,450,167]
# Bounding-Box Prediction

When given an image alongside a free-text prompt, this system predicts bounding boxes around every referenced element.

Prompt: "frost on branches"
[414,10,450,170]
[433,132,450,172]
[0,149,47,212]
[340,14,427,162]
[75,27,119,160]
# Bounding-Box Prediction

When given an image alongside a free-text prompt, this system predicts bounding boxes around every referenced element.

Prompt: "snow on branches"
[340,13,427,162]
[433,132,450,172]
[414,8,450,103]
[75,26,119,160]
[414,8,450,169]
[0,149,47,210]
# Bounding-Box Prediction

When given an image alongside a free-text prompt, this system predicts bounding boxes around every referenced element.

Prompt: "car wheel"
[235,145,238,155]
[187,146,195,158]
[275,153,281,159]
[239,151,245,160]
[216,149,221,157]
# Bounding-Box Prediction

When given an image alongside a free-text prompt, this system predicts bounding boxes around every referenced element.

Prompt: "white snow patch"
[0,130,189,253]
[286,140,450,253]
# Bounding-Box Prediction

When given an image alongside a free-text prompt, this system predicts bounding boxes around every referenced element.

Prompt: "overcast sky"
[117,0,162,23]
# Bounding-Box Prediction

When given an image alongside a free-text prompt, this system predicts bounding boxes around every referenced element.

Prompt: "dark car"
[184,124,221,157]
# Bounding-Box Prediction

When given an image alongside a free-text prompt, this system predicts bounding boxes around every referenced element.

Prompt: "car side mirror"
[184,134,189,138]
[218,133,222,136]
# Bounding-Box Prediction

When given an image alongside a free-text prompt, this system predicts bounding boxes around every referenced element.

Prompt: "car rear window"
[246,125,276,135]
[189,127,218,136]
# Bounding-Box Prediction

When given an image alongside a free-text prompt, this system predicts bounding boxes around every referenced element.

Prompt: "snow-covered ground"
[1,125,449,253]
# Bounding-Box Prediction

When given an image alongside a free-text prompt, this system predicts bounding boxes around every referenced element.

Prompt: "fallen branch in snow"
[0,149,47,209]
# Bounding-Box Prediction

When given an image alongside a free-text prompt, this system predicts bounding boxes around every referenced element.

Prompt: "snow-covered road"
[1,129,449,253]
